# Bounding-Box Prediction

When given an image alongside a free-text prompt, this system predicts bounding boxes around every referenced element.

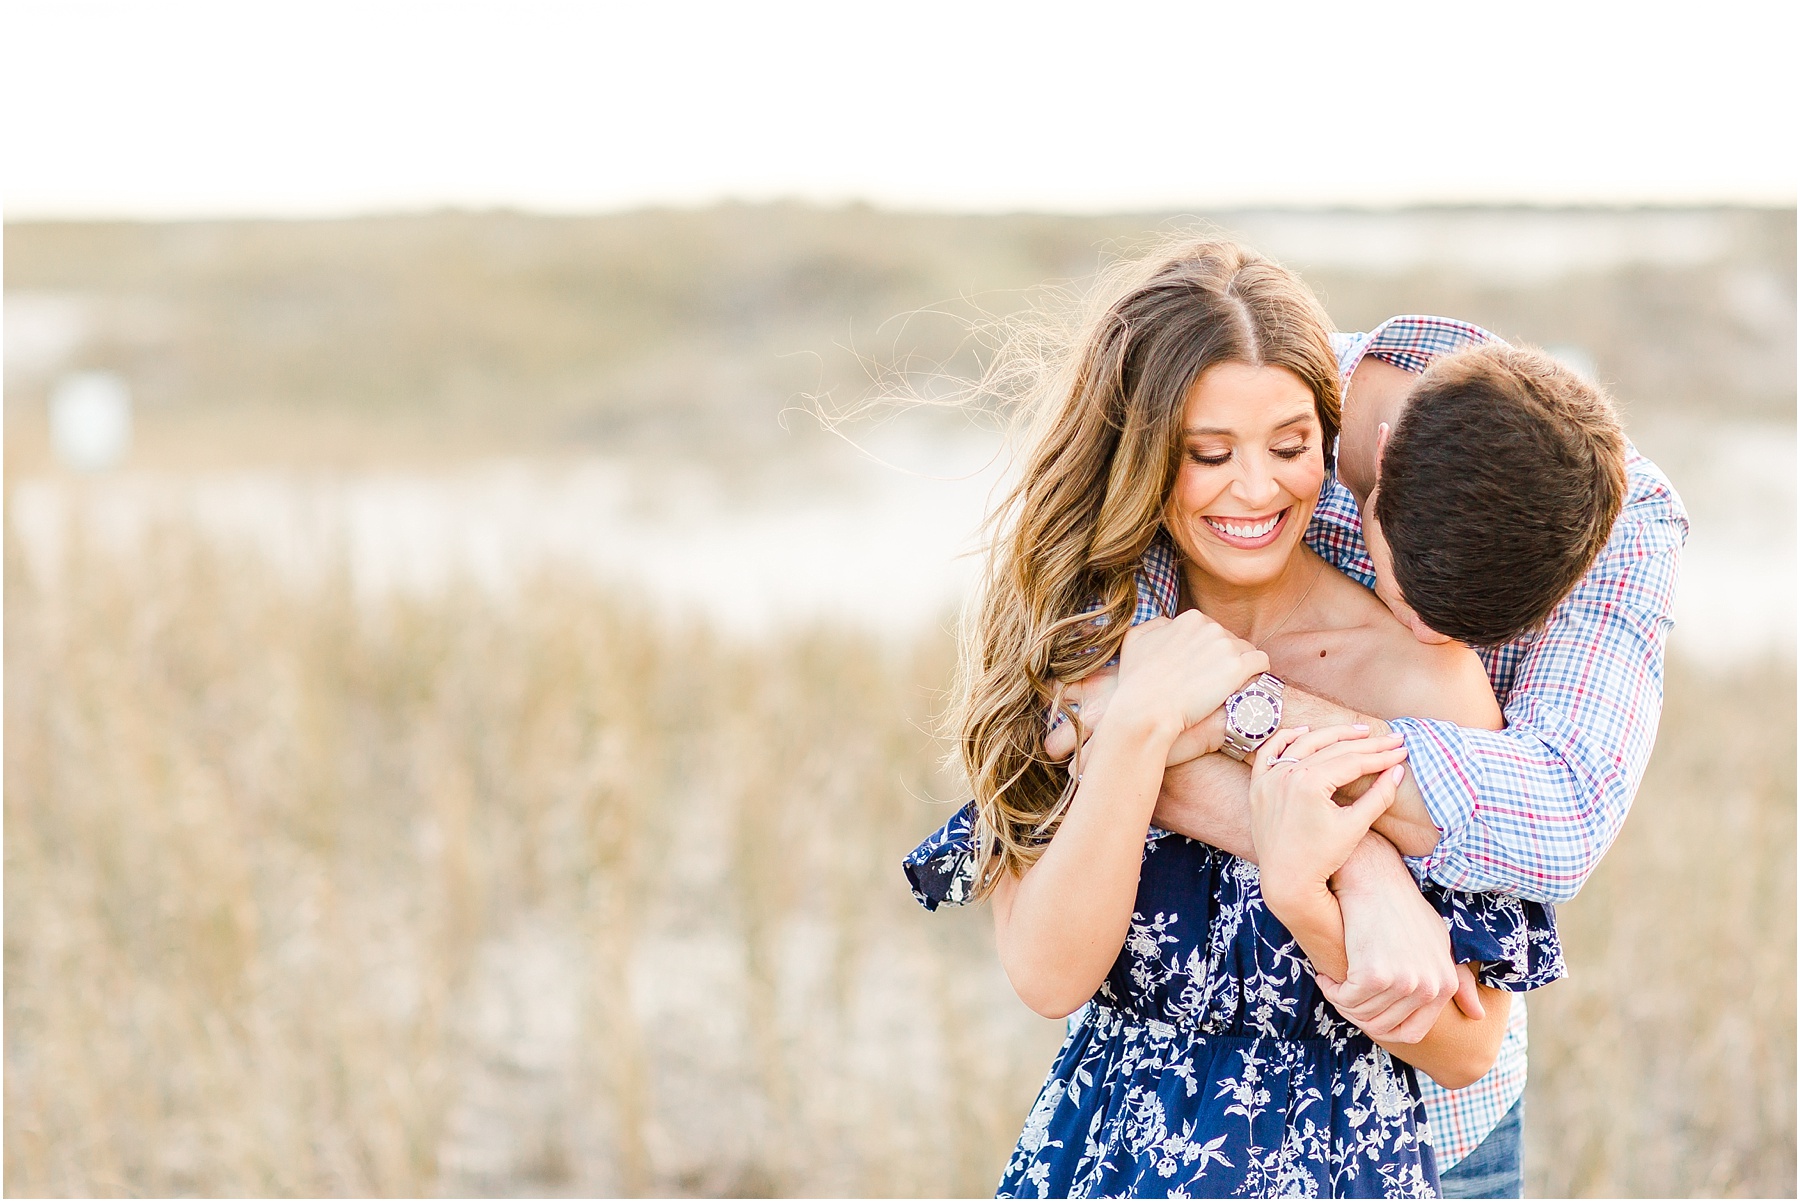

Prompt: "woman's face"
[1164,362,1327,590]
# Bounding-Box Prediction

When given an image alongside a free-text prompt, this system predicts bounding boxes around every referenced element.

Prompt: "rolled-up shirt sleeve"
[1392,464,1687,901]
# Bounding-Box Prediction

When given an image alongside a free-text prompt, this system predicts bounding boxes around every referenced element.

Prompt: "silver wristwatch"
[1220,673,1285,762]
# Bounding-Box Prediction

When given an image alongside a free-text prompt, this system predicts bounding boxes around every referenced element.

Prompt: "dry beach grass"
[2,522,1065,1197]
[1523,657,1796,1197]
[3,519,1793,1197]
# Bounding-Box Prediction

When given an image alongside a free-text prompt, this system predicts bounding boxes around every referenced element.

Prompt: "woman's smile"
[1202,507,1291,549]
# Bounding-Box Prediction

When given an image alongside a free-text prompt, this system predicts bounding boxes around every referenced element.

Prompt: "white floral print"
[903,804,1565,1198]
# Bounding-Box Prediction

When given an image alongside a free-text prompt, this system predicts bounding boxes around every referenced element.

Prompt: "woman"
[902,240,1562,1197]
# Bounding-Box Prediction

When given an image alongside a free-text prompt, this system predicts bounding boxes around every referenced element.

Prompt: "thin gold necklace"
[1251,555,1326,649]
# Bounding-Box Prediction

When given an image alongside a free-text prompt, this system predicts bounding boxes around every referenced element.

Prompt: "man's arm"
[1245,732,1510,1090]
[1152,687,1441,857]
[1060,671,1439,857]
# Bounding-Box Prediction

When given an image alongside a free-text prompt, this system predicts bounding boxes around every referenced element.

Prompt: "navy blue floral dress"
[904,805,1564,1198]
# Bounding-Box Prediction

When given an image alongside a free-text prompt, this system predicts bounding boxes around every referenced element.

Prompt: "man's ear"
[1372,421,1391,487]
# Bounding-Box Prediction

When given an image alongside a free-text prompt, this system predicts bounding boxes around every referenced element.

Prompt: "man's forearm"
[1151,753,1255,858]
[1150,688,1442,859]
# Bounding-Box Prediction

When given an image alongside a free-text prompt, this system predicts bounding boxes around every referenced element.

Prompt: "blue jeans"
[1438,1096,1523,1199]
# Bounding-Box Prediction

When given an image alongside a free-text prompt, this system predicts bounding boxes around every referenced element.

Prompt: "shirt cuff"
[1387,716,1481,888]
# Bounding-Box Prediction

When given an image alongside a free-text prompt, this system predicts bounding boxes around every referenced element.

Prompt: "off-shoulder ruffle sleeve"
[901,802,981,912]
[902,802,1175,912]
[1420,883,1567,991]
[926,544,1170,908]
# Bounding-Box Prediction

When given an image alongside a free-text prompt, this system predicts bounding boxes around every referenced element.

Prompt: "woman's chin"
[1216,563,1289,590]
[1180,535,1307,590]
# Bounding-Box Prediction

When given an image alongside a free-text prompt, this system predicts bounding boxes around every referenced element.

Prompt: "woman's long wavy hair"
[952,237,1342,898]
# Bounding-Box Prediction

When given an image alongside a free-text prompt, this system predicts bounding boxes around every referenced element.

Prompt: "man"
[1050,316,1688,1196]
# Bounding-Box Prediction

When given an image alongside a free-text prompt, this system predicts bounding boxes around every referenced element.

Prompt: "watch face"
[1231,693,1279,739]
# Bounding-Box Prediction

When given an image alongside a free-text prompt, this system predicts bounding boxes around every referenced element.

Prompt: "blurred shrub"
[5,206,1792,468]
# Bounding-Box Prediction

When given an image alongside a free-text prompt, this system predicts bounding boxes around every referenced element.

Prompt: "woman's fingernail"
[1351,723,1370,731]
[1292,725,1309,734]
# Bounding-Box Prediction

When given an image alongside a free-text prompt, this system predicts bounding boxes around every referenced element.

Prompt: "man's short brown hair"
[1373,344,1627,647]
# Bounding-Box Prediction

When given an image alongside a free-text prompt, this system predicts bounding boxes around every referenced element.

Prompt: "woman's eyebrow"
[1183,411,1316,437]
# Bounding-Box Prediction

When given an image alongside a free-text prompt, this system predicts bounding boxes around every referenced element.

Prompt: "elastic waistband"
[1076,1002,1361,1050]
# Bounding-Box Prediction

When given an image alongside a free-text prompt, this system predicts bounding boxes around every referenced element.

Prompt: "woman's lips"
[1202,508,1290,549]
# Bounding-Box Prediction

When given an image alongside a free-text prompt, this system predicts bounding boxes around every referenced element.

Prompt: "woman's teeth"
[1206,513,1282,539]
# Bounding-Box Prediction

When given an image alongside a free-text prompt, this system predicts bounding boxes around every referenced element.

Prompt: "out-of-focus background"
[5,4,1795,1198]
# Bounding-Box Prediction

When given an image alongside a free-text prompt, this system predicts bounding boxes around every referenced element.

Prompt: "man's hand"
[1314,832,1483,1043]
[1044,668,1115,761]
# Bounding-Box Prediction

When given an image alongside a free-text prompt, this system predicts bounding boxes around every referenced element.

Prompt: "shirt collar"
[1337,314,1505,384]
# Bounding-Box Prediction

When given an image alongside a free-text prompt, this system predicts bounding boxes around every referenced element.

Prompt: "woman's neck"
[1181,548,1326,647]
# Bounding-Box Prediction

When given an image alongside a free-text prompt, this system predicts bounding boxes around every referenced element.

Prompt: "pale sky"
[3,0,1796,219]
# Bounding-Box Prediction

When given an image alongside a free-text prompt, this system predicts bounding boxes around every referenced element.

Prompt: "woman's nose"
[1232,461,1281,509]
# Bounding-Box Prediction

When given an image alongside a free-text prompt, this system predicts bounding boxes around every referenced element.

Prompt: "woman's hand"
[1108,611,1268,748]
[1248,725,1408,917]
[998,614,1261,1020]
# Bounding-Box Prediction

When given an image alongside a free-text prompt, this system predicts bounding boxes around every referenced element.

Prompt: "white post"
[49,371,133,471]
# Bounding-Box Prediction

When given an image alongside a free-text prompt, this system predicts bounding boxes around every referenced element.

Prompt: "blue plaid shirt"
[1128,315,1689,1166]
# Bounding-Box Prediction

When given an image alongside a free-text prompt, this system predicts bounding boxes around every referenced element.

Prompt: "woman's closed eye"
[1188,450,1233,466]
[1187,443,1311,467]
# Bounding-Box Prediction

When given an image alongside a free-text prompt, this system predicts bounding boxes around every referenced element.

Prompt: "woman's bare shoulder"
[1288,570,1500,728]
[1392,637,1502,730]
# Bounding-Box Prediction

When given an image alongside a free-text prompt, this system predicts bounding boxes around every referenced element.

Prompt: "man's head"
[1364,344,1628,647]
